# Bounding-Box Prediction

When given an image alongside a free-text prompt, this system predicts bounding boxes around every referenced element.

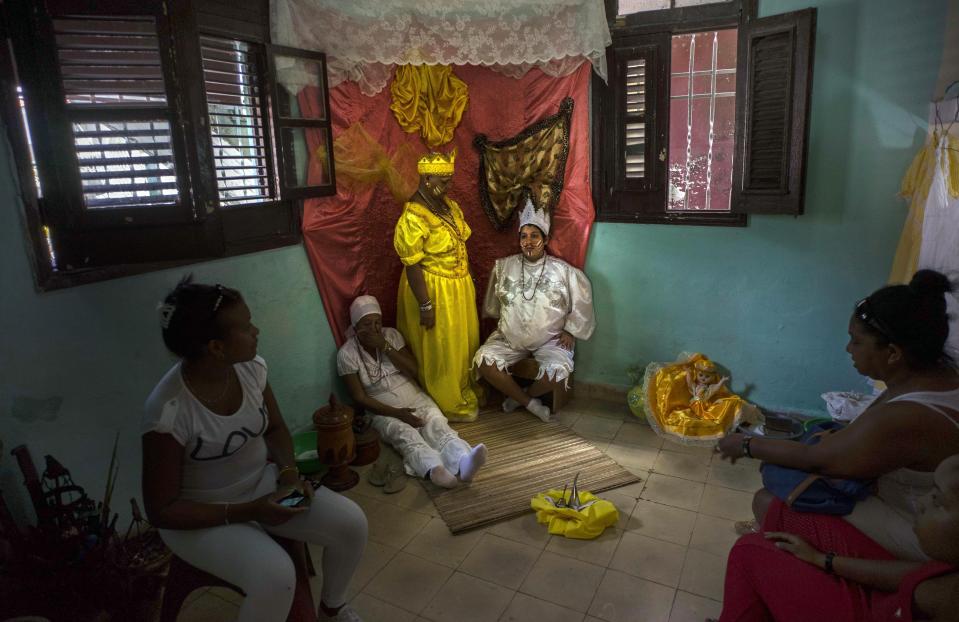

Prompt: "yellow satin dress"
[642,353,747,444]
[394,198,480,421]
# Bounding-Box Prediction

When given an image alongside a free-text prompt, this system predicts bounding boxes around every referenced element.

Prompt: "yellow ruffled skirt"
[640,353,754,445]
[397,269,480,421]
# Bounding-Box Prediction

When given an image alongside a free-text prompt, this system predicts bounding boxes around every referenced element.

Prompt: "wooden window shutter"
[731,8,815,215]
[6,0,223,271]
[600,32,669,221]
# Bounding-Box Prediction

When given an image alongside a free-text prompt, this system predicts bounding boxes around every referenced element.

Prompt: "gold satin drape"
[332,122,419,203]
[889,131,959,283]
[390,65,469,148]
[474,97,573,229]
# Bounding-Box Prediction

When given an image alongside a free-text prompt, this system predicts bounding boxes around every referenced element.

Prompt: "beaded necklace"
[416,191,462,240]
[521,255,548,301]
[354,336,385,384]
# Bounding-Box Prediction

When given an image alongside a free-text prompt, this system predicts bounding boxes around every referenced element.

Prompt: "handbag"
[759,421,874,515]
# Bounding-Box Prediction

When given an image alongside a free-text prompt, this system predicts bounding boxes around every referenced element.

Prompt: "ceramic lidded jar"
[312,395,359,490]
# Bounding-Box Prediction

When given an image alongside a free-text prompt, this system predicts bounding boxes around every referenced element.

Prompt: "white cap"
[349,295,381,326]
[518,197,550,236]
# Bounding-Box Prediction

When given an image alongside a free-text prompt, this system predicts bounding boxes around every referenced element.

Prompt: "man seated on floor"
[474,198,596,422]
[338,295,487,489]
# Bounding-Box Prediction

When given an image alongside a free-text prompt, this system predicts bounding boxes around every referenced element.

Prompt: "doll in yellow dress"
[393,151,481,421]
[686,359,730,415]
[640,353,754,445]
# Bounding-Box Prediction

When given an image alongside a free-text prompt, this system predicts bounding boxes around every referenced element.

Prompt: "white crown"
[518,198,550,236]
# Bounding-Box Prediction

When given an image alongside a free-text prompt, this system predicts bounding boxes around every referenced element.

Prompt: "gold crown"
[693,358,716,372]
[417,150,456,175]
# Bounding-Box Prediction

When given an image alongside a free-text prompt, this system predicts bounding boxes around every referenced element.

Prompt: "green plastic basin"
[293,430,326,475]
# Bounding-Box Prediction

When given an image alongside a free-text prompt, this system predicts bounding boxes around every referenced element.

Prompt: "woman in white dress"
[337,295,487,488]
[474,199,596,421]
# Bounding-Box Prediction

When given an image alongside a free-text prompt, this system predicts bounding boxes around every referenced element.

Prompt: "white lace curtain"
[270,0,612,95]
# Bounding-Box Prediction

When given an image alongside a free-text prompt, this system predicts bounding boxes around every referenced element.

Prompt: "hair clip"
[212,284,225,314]
[157,302,177,330]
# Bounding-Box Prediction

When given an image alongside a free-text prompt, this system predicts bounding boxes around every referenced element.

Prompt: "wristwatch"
[383,343,393,354]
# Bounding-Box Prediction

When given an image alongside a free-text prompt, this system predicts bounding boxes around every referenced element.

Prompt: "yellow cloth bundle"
[390,64,468,148]
[530,489,619,540]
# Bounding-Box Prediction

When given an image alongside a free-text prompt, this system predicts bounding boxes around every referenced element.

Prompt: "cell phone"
[277,490,309,508]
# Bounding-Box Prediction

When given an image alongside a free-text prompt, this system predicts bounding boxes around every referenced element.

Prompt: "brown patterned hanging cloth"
[473,97,573,230]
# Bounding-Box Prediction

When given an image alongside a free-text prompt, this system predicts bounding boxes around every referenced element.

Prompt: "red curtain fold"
[302,63,594,346]
[297,87,330,186]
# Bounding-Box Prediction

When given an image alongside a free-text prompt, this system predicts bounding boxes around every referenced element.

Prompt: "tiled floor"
[175,398,762,622]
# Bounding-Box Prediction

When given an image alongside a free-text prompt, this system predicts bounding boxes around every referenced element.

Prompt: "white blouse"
[482,253,595,350]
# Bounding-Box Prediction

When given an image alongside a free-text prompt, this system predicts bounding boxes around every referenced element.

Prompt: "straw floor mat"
[423,410,641,534]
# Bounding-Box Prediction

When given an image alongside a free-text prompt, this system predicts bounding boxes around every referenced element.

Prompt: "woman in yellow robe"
[393,151,480,421]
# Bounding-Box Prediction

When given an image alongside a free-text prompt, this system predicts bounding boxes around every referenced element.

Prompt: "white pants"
[159,465,367,622]
[368,380,472,477]
[473,330,575,387]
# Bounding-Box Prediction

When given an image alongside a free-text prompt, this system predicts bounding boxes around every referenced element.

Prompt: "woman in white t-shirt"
[142,277,366,622]
[338,296,487,488]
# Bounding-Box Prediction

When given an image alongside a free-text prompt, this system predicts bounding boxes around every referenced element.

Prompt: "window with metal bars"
[201,36,274,207]
[624,58,646,180]
[2,0,337,289]
[53,15,182,211]
[593,0,815,225]
[666,29,737,212]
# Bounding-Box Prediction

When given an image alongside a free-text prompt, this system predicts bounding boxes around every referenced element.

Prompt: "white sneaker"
[318,604,363,622]
[502,397,521,413]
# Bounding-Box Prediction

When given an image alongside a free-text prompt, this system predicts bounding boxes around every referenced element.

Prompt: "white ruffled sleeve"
[142,396,192,446]
[384,327,406,350]
[336,341,361,377]
[563,265,595,340]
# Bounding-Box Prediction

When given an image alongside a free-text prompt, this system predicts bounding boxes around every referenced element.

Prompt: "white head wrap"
[349,295,381,326]
[518,197,551,236]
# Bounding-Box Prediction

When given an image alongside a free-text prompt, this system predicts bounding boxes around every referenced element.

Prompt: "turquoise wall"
[0,0,948,526]
[0,185,339,524]
[576,0,949,415]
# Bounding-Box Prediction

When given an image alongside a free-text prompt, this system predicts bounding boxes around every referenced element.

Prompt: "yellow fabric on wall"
[394,199,480,421]
[332,122,419,203]
[390,65,469,148]
[890,132,959,283]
